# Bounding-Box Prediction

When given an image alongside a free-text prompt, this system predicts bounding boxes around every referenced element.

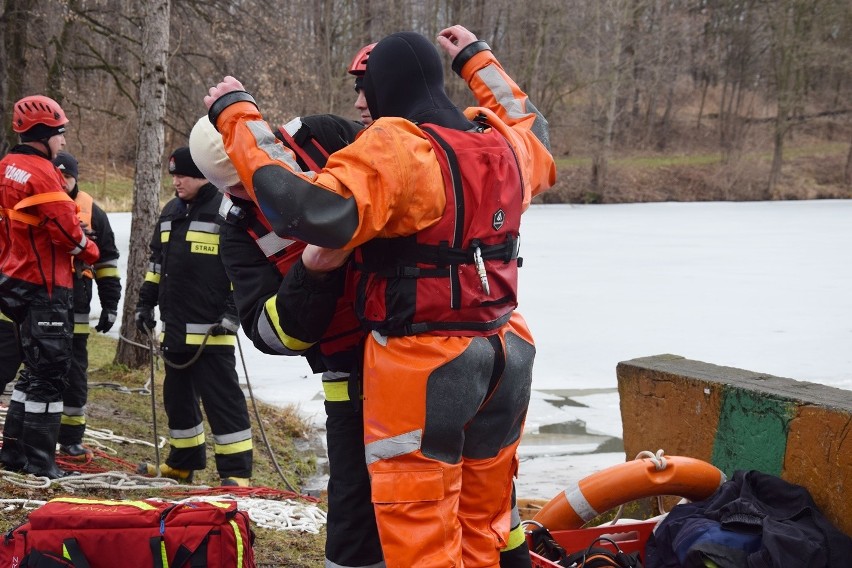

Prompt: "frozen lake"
[103,199,852,499]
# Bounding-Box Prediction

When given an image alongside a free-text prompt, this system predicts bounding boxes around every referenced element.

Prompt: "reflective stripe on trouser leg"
[60,333,89,445]
[193,349,253,478]
[162,355,207,471]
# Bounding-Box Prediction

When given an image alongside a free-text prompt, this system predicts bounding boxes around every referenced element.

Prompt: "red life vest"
[221,124,365,361]
[353,121,523,337]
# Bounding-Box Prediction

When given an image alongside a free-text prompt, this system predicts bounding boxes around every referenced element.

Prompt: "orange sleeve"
[460,50,557,207]
[217,103,445,249]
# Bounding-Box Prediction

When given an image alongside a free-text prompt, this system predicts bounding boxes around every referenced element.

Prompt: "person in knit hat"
[134,146,252,487]
[50,150,122,456]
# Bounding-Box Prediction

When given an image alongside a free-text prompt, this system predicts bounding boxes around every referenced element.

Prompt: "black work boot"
[0,400,27,471]
[59,422,90,456]
[21,411,68,479]
[60,443,92,456]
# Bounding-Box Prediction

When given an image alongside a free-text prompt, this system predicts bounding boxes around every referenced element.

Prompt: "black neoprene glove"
[134,307,156,334]
[95,309,117,333]
[210,315,240,336]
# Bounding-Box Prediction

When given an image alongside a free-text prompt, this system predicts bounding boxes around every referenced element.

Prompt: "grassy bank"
[0,333,327,567]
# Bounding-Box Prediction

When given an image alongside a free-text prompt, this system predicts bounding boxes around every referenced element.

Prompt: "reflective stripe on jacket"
[138,184,235,352]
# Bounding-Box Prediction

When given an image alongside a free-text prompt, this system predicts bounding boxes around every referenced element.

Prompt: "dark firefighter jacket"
[138,183,236,353]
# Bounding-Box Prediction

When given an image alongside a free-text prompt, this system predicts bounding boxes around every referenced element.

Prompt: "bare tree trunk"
[591,0,629,196]
[0,0,30,154]
[768,125,786,197]
[115,0,170,368]
[844,133,852,186]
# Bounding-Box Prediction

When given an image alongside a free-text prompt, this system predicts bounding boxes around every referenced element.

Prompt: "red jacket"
[0,146,99,296]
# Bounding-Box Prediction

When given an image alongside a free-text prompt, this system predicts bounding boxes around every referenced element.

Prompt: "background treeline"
[2,0,850,367]
[1,0,851,202]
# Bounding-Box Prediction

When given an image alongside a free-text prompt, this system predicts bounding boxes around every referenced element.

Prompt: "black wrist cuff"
[208,90,258,131]
[452,40,491,76]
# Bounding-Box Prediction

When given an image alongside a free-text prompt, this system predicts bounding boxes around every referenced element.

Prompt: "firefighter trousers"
[58,332,89,446]
[162,349,253,479]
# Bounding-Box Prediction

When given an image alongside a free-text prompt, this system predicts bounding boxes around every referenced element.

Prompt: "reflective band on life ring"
[532,455,725,531]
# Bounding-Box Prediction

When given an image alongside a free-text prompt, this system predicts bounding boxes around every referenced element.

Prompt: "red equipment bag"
[0,497,256,568]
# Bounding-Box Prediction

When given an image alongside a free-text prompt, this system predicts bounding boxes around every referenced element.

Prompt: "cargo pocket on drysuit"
[371,468,445,504]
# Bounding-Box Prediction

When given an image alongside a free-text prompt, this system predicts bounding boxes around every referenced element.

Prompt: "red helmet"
[348,43,377,76]
[12,95,68,134]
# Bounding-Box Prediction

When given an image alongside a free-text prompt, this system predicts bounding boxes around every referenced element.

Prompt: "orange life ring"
[532,455,725,531]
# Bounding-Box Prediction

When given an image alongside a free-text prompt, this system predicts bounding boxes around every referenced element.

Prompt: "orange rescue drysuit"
[211,35,555,567]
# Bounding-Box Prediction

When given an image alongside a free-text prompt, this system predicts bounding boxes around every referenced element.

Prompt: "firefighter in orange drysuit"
[204,25,556,568]
[0,95,100,479]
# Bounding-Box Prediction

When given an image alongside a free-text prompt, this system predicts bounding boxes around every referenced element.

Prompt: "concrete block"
[617,354,852,536]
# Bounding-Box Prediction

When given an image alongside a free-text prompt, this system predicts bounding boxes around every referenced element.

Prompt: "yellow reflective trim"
[190,242,219,255]
[215,438,253,455]
[186,333,235,346]
[170,432,205,449]
[263,296,314,351]
[73,323,90,334]
[63,543,71,561]
[323,381,351,402]
[61,415,86,426]
[144,271,161,284]
[95,267,120,278]
[160,539,168,567]
[230,519,245,567]
[0,312,11,322]
[160,230,170,243]
[186,230,220,245]
[50,497,158,510]
[502,523,527,552]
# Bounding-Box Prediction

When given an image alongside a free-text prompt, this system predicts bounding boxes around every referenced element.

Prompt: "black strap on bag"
[528,525,572,565]
[61,540,91,568]
[171,534,210,568]
[21,549,74,568]
[21,539,92,568]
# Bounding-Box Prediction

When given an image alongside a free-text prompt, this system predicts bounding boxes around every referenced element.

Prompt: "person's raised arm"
[203,77,359,249]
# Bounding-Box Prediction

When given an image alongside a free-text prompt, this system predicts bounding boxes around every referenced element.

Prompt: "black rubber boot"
[21,411,67,479]
[0,400,27,471]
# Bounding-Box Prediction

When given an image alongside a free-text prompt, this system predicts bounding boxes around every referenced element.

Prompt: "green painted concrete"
[711,388,796,477]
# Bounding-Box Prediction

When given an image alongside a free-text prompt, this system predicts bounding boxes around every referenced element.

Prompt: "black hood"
[363,31,473,131]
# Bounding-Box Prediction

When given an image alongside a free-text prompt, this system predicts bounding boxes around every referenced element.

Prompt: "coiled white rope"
[81,425,167,452]
[171,495,327,534]
[0,470,52,489]
[56,472,197,491]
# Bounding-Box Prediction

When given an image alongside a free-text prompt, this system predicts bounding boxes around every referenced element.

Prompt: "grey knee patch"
[463,331,535,459]
[422,337,494,464]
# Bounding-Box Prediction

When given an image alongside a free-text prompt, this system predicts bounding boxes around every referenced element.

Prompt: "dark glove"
[95,309,117,333]
[134,307,156,334]
[210,315,240,336]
